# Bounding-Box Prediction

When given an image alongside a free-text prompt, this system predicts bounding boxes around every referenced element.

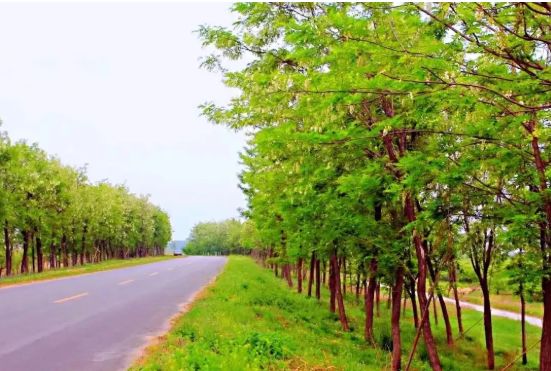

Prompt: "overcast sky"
[0,2,247,240]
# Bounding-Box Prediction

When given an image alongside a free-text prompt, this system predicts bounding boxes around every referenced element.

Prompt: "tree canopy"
[199,3,550,370]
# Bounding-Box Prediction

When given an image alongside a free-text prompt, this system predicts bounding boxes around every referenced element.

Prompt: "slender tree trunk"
[391,267,404,371]
[4,222,11,276]
[36,235,44,273]
[308,252,315,297]
[297,257,303,293]
[331,252,349,331]
[50,241,56,269]
[31,232,36,273]
[365,257,377,343]
[404,194,441,371]
[21,230,30,274]
[481,279,495,370]
[285,264,293,287]
[450,265,464,335]
[315,258,321,300]
[520,282,527,365]
[523,119,551,371]
[61,234,68,267]
[329,257,336,313]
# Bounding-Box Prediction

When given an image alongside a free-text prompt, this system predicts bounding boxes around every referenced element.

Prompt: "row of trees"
[0,131,172,276]
[185,219,253,255]
[200,3,550,370]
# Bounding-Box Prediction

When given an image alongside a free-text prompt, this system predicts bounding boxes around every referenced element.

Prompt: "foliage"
[185,219,251,256]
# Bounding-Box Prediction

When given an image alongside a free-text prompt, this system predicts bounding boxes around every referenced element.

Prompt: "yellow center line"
[149,272,159,277]
[53,292,89,304]
[118,279,135,285]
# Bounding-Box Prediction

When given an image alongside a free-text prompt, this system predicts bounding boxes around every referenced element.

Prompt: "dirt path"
[442,297,542,328]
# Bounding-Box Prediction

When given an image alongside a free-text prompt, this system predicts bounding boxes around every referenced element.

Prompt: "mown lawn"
[0,255,175,287]
[133,256,541,370]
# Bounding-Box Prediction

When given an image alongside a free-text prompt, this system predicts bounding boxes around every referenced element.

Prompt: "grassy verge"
[458,290,543,318]
[133,256,541,370]
[0,255,175,287]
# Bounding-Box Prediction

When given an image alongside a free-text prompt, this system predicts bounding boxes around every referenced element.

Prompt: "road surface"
[0,256,227,371]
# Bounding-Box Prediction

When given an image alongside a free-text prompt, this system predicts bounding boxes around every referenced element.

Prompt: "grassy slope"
[0,255,175,287]
[134,256,541,371]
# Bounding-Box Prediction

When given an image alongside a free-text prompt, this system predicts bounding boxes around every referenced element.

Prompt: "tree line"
[200,3,550,370]
[185,219,254,256]
[0,131,172,277]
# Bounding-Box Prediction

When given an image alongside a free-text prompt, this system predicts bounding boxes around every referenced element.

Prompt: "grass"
[459,290,543,318]
[133,256,542,370]
[0,255,175,287]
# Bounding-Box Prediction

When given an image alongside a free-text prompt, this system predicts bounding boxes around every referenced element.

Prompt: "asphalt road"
[0,256,227,371]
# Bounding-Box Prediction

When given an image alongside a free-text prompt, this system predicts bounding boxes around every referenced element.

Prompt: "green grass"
[133,256,541,370]
[0,255,176,287]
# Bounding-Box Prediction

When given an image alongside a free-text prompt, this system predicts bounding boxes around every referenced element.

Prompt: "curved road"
[0,256,227,371]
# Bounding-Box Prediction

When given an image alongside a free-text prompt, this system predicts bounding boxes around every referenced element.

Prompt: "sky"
[0,2,247,240]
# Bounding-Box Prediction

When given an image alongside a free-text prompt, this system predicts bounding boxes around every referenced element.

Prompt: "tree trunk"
[481,280,495,370]
[4,222,11,276]
[308,252,315,297]
[541,275,551,371]
[315,258,321,300]
[331,252,349,331]
[450,265,464,335]
[297,257,303,293]
[437,293,453,346]
[285,264,293,287]
[365,257,377,343]
[36,235,44,273]
[405,193,441,371]
[520,282,527,365]
[329,257,336,313]
[49,241,56,269]
[61,234,68,267]
[21,230,30,274]
[391,267,404,371]
[31,232,36,273]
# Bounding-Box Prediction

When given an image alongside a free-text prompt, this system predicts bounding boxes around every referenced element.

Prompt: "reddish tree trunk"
[391,267,404,371]
[285,264,293,287]
[365,257,377,343]
[308,253,315,297]
[36,235,43,273]
[450,265,464,335]
[329,258,336,313]
[61,234,68,267]
[542,276,551,371]
[4,223,11,276]
[481,280,495,369]
[331,252,349,331]
[21,230,29,274]
[49,242,56,269]
[315,258,321,300]
[404,193,441,371]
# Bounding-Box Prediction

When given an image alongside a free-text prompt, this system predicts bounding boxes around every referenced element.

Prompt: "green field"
[133,256,540,370]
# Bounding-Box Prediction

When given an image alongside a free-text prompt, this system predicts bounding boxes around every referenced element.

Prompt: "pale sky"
[0,2,246,240]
